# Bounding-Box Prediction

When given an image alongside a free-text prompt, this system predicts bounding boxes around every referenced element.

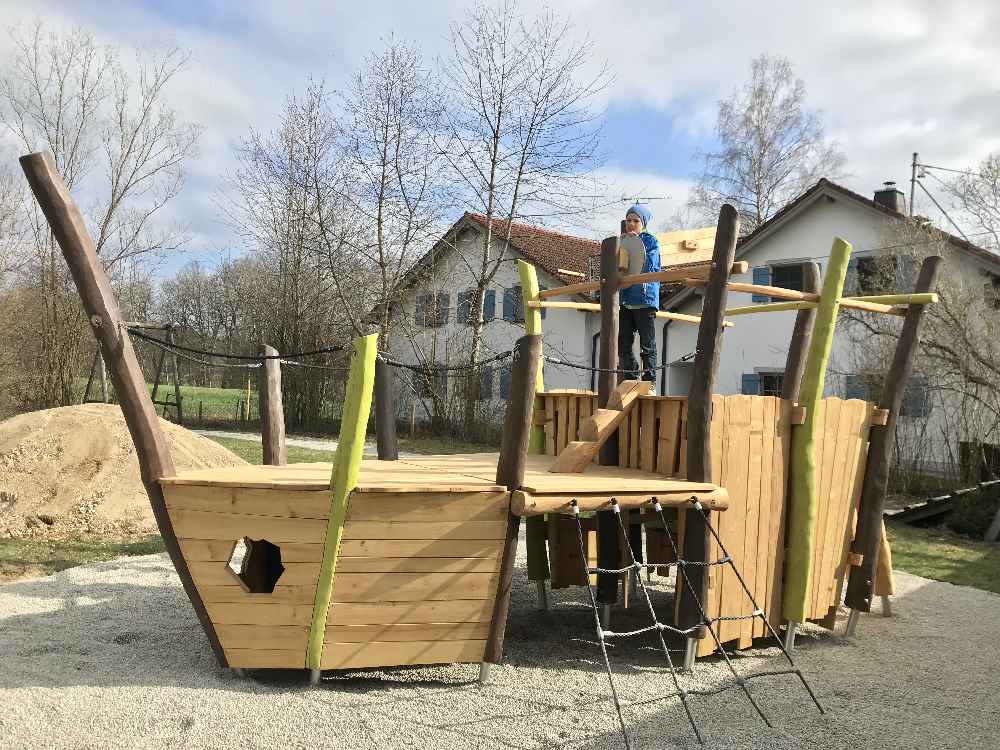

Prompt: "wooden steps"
[549,380,653,473]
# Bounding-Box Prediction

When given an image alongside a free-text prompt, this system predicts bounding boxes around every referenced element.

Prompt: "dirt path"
[1,549,997,749]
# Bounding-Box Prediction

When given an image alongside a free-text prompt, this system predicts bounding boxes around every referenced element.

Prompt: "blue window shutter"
[483,289,496,321]
[844,258,859,295]
[503,287,515,321]
[751,267,771,302]
[741,373,761,395]
[499,366,511,399]
[538,285,547,319]
[845,374,867,400]
[457,290,472,324]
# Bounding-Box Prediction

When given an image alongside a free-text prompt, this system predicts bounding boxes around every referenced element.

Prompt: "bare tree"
[942,152,1000,251]
[688,54,846,234]
[0,22,200,408]
[440,1,606,435]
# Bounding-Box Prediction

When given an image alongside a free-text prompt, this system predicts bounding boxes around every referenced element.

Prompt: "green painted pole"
[306,333,378,675]
[517,260,550,586]
[782,238,852,624]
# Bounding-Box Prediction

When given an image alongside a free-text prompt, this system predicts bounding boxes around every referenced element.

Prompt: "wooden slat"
[216,624,309,650]
[640,398,656,473]
[330,572,500,602]
[338,538,500,558]
[767,399,791,631]
[556,394,568,454]
[206,602,315,626]
[658,400,682,476]
[740,396,765,647]
[189,561,320,587]
[545,395,556,455]
[321,639,485,669]
[812,399,840,617]
[168,509,329,543]
[344,492,508,523]
[179,538,326,563]
[754,397,777,638]
[226,649,305,668]
[697,394,727,657]
[720,396,750,645]
[163,485,331,519]
[199,585,318,604]
[327,599,494,626]
[324,622,490,643]
[818,401,855,615]
[678,400,689,479]
[567,394,579,443]
[619,409,629,467]
[333,556,500,574]
[341,520,507,541]
[629,401,641,468]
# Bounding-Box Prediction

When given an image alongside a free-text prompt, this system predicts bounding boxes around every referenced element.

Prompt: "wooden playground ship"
[21,149,938,681]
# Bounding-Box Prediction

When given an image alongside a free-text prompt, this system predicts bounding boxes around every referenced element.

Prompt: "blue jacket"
[620,231,661,308]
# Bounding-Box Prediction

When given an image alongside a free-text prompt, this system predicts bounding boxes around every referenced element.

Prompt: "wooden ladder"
[548,380,654,473]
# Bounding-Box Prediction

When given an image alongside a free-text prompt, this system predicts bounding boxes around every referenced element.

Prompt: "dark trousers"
[618,305,657,382]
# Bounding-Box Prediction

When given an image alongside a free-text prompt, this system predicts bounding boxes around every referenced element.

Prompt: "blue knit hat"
[626,203,652,230]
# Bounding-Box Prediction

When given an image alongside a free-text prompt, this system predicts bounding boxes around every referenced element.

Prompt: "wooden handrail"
[526,300,734,327]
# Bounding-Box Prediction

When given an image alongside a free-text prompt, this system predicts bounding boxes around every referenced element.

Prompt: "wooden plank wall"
[805,398,872,624]
[322,490,509,669]
[164,485,330,669]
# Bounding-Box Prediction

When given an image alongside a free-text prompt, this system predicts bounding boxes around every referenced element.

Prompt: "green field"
[886,522,1000,594]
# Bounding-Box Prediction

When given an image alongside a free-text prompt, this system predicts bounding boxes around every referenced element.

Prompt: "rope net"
[569,496,824,749]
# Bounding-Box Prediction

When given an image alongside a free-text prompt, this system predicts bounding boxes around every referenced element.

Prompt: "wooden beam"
[373,357,399,460]
[484,333,542,664]
[516,261,550,586]
[258,345,287,466]
[511,489,729,515]
[596,233,621,605]
[783,238,852,624]
[845,257,941,614]
[782,263,821,402]
[307,333,378,671]
[726,301,817,315]
[535,261,748,300]
[526,300,734,327]
[685,277,820,302]
[844,293,938,305]
[679,204,739,639]
[18,151,229,667]
[839,298,904,315]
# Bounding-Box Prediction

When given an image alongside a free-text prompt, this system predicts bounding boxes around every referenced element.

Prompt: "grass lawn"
[0,535,165,582]
[886,522,1000,595]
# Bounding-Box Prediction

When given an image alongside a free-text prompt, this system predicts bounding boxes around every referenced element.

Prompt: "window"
[416,292,450,327]
[415,368,448,398]
[770,264,804,292]
[844,373,931,418]
[741,371,783,396]
[503,285,524,323]
[984,273,1000,310]
[478,365,494,400]
[457,289,497,324]
[846,255,905,296]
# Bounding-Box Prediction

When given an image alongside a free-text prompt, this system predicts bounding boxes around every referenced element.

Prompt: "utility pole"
[909,152,919,216]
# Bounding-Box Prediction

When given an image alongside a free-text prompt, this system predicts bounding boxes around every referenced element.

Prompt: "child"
[618,204,661,382]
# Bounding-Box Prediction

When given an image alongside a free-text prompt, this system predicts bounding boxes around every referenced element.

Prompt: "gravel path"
[2,544,998,749]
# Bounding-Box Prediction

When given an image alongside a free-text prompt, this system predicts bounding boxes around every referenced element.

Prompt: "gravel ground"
[2,541,998,750]
[193,430,420,457]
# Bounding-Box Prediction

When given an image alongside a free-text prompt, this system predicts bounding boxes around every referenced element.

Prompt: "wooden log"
[678,204,739,638]
[839,298,904,315]
[484,334,541,664]
[526,301,733,327]
[845,256,941,613]
[258,344,287,466]
[596,234,621,605]
[517,260,550,585]
[783,238,852,623]
[685,277,820,302]
[18,151,228,667]
[844,293,938,305]
[726,301,818,315]
[535,262,749,299]
[511,489,729,515]
[873,520,895,597]
[306,333,378,671]
[374,357,399,461]
[781,263,821,402]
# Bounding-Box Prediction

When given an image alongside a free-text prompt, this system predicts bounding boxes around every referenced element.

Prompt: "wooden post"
[257,344,287,466]
[484,333,541,664]
[374,357,399,460]
[517,260,550,586]
[596,233,622,606]
[18,150,228,667]
[677,204,740,638]
[306,333,378,673]
[845,256,941,613]
[783,238,853,624]
[781,262,821,402]
[168,326,183,424]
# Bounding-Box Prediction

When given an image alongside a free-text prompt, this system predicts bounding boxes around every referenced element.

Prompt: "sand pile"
[0,404,245,538]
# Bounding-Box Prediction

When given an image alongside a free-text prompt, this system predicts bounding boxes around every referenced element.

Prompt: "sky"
[2,0,998,274]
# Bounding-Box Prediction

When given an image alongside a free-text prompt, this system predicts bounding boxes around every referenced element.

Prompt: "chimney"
[873,181,906,214]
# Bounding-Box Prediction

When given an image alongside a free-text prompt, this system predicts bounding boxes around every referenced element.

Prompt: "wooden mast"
[19,150,228,667]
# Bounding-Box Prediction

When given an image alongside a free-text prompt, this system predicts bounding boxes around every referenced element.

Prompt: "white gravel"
[2,543,998,749]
